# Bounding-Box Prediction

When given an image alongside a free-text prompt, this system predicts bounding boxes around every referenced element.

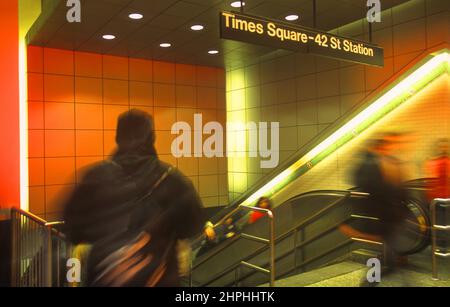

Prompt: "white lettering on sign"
[66,0,81,23]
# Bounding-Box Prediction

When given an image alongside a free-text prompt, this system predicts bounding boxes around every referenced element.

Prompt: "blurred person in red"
[248,197,273,224]
[197,197,273,257]
[425,138,450,201]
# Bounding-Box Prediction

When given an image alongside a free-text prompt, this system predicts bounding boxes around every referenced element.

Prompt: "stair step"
[307,266,450,287]
[260,261,366,287]
[350,249,382,265]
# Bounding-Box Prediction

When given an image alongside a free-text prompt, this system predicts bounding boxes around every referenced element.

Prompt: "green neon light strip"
[240,50,450,207]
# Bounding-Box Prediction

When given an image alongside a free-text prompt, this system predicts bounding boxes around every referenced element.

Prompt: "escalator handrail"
[192,205,274,269]
[228,239,356,287]
[193,191,365,286]
[193,190,355,268]
[202,175,433,243]
[192,189,368,249]
[194,176,429,249]
[230,188,432,282]
[201,216,353,287]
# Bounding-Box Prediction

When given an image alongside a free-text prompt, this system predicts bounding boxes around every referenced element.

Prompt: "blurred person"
[197,210,246,257]
[248,197,273,224]
[197,197,273,258]
[340,132,410,284]
[425,138,450,201]
[63,109,205,287]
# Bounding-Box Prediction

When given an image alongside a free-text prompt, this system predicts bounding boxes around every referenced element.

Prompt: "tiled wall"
[27,47,228,221]
[226,0,449,201]
[274,73,450,206]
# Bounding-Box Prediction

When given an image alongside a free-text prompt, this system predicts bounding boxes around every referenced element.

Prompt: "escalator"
[190,181,431,287]
[190,51,447,286]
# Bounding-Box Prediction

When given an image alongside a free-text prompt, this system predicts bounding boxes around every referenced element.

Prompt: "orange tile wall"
[27,46,228,221]
[0,0,20,209]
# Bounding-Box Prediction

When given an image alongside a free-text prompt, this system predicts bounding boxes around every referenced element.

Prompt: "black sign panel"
[220,11,384,67]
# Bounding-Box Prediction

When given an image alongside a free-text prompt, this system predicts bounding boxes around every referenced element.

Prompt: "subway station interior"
[0,0,449,288]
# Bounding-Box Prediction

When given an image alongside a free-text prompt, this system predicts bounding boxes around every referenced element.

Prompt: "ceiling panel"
[27,0,411,69]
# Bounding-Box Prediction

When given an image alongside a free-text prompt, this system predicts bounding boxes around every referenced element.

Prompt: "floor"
[262,248,450,287]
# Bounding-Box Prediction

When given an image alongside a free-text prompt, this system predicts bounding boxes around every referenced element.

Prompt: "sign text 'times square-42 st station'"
[220,11,384,67]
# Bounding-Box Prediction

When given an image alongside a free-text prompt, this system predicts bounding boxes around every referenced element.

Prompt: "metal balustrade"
[190,205,276,287]
[190,191,384,287]
[431,198,450,280]
[9,208,72,287]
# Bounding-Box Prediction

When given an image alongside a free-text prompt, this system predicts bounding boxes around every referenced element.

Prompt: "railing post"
[430,198,450,280]
[44,227,52,287]
[382,241,388,267]
[431,200,438,280]
[269,211,275,287]
[189,258,193,287]
[293,229,298,273]
[10,210,17,287]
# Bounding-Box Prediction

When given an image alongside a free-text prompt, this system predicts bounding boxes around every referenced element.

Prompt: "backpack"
[88,167,174,287]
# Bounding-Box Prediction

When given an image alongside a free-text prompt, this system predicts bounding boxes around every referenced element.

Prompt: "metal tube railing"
[431,198,450,280]
[238,205,275,287]
[195,191,384,287]
[190,205,275,287]
[9,208,72,287]
[194,192,356,287]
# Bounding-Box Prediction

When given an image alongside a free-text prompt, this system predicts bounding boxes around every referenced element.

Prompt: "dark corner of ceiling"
[26,0,65,46]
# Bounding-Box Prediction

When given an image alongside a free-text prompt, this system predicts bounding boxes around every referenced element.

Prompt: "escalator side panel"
[192,186,432,286]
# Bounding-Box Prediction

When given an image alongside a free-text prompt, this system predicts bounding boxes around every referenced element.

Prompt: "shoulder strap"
[135,166,173,204]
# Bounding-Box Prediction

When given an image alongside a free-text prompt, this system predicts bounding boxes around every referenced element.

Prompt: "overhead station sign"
[220,11,384,67]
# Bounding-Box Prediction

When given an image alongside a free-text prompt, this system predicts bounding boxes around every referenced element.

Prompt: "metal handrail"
[194,191,365,287]
[12,208,48,224]
[9,208,72,287]
[191,190,366,250]
[190,205,275,287]
[223,217,383,287]
[431,198,450,280]
[223,218,353,287]
[237,206,275,287]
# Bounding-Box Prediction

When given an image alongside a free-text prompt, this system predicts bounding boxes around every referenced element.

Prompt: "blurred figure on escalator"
[248,197,273,224]
[424,138,450,201]
[340,132,410,282]
[197,211,244,257]
[197,197,273,257]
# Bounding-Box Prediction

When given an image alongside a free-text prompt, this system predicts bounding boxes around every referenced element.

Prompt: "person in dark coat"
[63,109,205,287]
[341,133,409,274]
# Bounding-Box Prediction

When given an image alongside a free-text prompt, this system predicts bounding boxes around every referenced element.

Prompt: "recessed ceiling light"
[102,34,116,40]
[160,43,172,48]
[231,1,245,8]
[191,25,204,31]
[129,13,144,20]
[285,14,299,21]
[208,50,219,55]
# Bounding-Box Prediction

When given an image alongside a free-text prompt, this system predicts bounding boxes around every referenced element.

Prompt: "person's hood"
[112,109,158,175]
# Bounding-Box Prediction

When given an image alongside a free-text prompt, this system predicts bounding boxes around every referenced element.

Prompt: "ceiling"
[27,0,409,69]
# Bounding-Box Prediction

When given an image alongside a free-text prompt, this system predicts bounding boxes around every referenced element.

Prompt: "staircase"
[261,248,450,287]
